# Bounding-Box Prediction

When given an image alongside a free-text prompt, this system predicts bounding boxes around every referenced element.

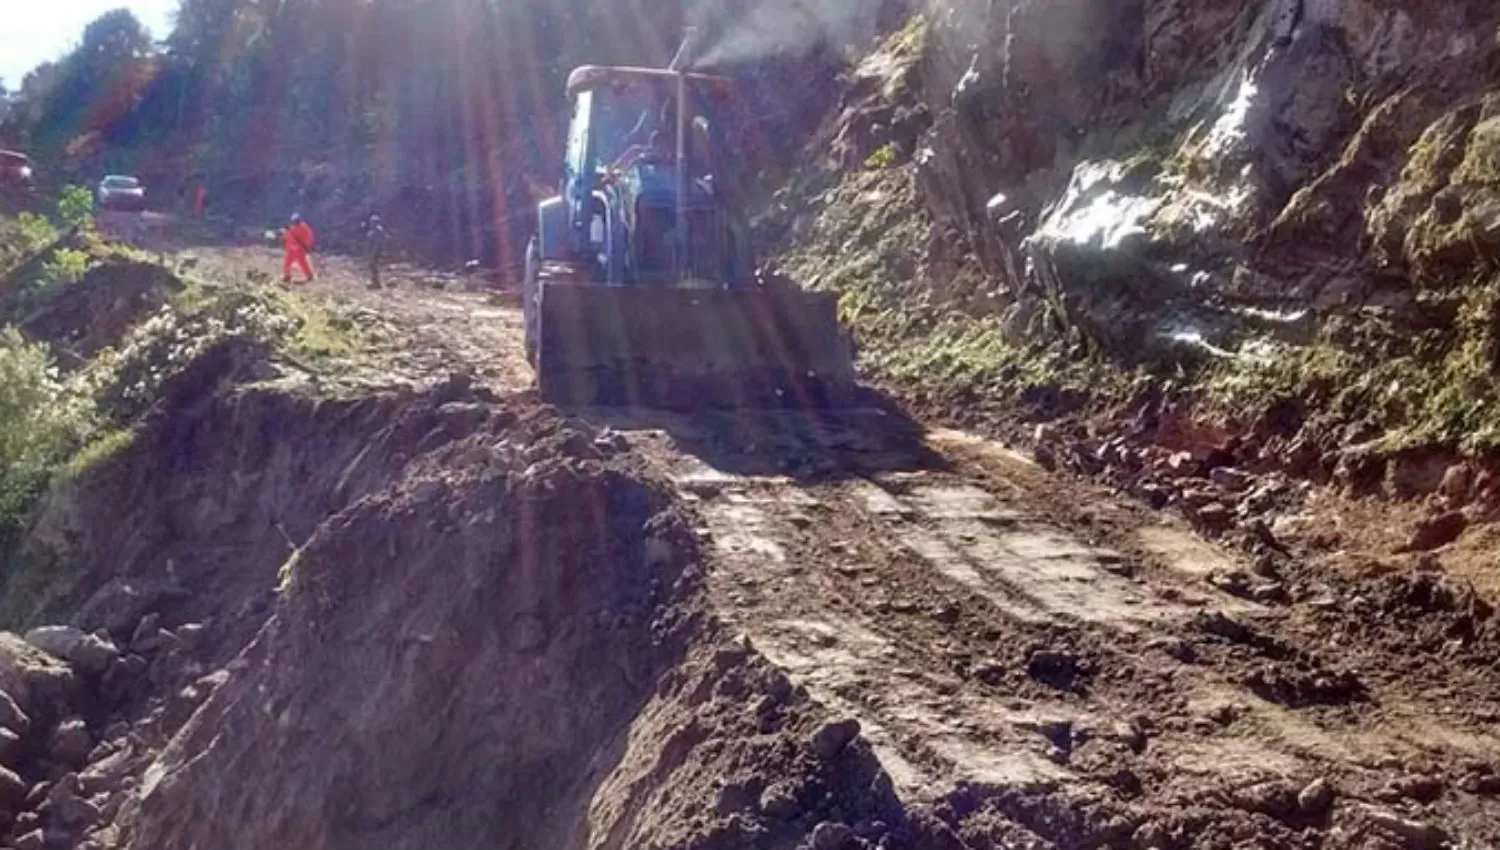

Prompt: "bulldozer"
[523,40,857,408]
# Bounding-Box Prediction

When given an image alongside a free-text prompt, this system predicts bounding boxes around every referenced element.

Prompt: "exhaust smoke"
[688,0,886,68]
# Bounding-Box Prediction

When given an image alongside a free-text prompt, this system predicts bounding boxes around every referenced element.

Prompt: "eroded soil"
[162,241,1500,847]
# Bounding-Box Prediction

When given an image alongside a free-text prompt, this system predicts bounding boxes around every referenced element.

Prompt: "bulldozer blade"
[537,283,857,408]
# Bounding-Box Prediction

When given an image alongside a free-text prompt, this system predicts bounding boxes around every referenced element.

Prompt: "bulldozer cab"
[555,67,749,286]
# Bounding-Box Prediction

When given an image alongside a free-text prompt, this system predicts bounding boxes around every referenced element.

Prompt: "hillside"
[0,1,1499,849]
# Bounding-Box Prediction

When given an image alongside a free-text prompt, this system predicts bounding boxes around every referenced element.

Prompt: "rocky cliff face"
[770,0,1500,466]
[918,0,1500,353]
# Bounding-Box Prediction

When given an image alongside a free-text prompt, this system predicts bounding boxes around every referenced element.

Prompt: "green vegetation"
[56,185,94,231]
[60,428,136,479]
[0,218,390,624]
[0,213,59,275]
[39,246,91,287]
[864,143,899,171]
[886,11,929,59]
[0,329,95,537]
[1206,289,1500,452]
[778,166,1122,406]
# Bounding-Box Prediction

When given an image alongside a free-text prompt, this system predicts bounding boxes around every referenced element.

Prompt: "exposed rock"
[1232,780,1298,818]
[1194,610,1253,643]
[1396,511,1468,553]
[812,820,855,850]
[128,615,162,652]
[1438,464,1473,505]
[1297,777,1335,814]
[1360,805,1450,850]
[0,765,26,810]
[760,780,802,820]
[23,627,87,662]
[53,793,100,829]
[13,828,42,850]
[11,810,38,835]
[67,635,121,678]
[0,691,29,736]
[1209,467,1253,492]
[812,718,862,759]
[0,634,78,723]
[23,782,49,809]
[0,727,22,767]
[132,627,180,657]
[74,580,187,639]
[713,781,758,815]
[50,719,93,767]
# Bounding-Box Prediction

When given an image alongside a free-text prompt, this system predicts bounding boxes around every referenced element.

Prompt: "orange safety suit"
[283,221,316,282]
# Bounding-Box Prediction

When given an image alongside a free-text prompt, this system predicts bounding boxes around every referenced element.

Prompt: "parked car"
[0,150,34,196]
[97,174,146,211]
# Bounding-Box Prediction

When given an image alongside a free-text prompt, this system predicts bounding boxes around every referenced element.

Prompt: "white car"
[97,175,146,211]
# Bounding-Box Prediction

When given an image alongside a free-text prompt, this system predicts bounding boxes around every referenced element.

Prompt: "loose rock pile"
[0,596,213,850]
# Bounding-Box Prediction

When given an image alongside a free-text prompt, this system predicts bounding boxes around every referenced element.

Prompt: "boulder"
[811,718,862,759]
[74,579,188,639]
[50,719,92,768]
[0,690,29,736]
[48,777,100,828]
[0,634,79,723]
[0,765,26,810]
[129,614,162,651]
[1298,777,1335,813]
[812,821,855,850]
[23,627,87,662]
[67,635,121,678]
[0,727,22,767]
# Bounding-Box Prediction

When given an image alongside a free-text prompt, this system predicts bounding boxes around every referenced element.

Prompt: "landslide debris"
[6,385,910,850]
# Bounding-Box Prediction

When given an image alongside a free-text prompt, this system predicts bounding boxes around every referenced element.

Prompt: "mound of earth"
[16,259,182,363]
[0,326,912,850]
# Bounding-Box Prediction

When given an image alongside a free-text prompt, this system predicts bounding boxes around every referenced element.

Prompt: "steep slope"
[774,0,1500,468]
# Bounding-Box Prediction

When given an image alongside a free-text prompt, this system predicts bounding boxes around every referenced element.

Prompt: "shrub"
[864,143,899,171]
[40,247,91,287]
[0,329,94,532]
[0,213,60,274]
[14,213,57,248]
[57,185,95,231]
[80,296,296,423]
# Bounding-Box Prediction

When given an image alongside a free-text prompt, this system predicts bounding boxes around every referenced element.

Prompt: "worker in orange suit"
[282,212,316,285]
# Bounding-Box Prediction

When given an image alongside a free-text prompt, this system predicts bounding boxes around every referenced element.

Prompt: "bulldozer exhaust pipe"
[671,28,698,283]
[676,69,688,281]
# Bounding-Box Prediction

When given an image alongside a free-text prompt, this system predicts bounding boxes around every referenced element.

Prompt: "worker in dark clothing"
[365,214,388,289]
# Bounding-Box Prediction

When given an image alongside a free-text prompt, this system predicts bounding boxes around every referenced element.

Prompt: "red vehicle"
[0,150,35,198]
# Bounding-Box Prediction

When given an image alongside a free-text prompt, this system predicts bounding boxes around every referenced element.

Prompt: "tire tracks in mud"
[625,417,1500,843]
[193,244,1500,844]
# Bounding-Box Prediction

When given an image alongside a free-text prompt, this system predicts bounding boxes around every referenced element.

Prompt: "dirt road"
[189,243,1500,845]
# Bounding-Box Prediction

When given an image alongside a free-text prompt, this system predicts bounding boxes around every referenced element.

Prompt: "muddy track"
[189,244,1500,846]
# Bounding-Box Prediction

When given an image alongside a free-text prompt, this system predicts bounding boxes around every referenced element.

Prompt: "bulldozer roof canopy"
[566,66,734,99]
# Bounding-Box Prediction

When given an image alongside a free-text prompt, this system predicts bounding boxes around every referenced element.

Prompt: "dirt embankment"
[1,226,1499,850]
[0,283,911,850]
[31,243,1491,849]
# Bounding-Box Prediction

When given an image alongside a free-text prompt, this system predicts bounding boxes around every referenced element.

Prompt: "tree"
[78,9,152,70]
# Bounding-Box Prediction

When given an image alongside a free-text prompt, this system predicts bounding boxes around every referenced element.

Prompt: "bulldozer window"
[594,85,664,172]
[591,82,716,176]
